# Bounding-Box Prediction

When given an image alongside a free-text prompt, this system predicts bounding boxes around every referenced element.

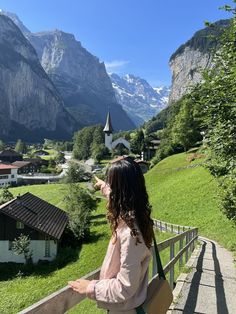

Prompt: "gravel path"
[171,237,236,314]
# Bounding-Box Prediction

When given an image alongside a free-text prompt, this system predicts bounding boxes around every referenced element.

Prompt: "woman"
[68,156,154,313]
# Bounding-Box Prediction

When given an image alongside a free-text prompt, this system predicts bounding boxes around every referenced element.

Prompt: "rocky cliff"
[169,19,230,103]
[0,14,75,141]
[27,30,135,131]
[1,10,135,136]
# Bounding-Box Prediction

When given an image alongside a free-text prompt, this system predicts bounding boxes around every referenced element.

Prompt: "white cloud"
[105,60,130,73]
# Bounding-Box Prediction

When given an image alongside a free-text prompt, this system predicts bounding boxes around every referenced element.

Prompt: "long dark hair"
[106,157,153,249]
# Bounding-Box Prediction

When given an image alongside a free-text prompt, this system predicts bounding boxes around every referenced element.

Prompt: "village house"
[12,161,38,174]
[0,163,18,187]
[0,192,68,263]
[0,149,23,163]
[23,158,49,171]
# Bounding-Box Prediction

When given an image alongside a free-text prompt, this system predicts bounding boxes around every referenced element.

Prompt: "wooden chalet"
[0,192,68,263]
[12,161,38,174]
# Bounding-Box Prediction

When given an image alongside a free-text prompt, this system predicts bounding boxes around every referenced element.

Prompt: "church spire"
[103,111,113,134]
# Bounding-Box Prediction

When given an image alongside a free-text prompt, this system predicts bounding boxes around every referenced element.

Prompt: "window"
[16,221,24,229]
[0,175,8,179]
[11,175,14,178]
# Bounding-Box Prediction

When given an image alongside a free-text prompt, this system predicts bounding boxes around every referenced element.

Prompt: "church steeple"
[103,111,113,135]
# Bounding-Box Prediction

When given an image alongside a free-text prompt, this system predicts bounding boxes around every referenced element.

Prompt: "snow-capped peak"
[110,73,169,127]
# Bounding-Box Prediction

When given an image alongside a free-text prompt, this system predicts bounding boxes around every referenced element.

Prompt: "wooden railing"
[19,219,198,314]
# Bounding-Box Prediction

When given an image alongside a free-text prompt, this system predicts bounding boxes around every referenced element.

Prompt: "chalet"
[23,158,49,171]
[0,149,23,163]
[12,161,38,174]
[0,163,18,187]
[0,192,68,263]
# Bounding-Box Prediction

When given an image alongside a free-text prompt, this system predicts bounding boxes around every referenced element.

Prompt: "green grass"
[0,184,175,314]
[145,152,236,251]
[2,151,235,313]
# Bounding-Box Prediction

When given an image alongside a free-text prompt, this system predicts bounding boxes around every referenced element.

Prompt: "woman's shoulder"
[117,220,151,253]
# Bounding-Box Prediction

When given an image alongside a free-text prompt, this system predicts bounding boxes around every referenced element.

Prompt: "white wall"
[0,240,57,264]
[105,133,113,149]
[112,137,130,150]
[0,168,18,187]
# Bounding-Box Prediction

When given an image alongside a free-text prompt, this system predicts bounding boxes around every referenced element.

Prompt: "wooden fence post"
[185,233,189,263]
[179,237,183,269]
[170,242,175,289]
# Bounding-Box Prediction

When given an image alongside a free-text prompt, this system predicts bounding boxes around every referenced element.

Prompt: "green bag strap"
[153,233,166,280]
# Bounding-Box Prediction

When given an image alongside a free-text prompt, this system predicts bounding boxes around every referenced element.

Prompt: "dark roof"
[103,111,113,133]
[0,149,22,157]
[12,161,31,168]
[0,192,68,240]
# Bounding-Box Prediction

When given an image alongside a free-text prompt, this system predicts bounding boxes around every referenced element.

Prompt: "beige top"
[86,221,151,311]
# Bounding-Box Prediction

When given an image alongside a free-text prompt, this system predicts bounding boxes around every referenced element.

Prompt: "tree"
[0,140,5,151]
[15,139,27,154]
[171,96,201,151]
[0,187,14,205]
[73,125,104,160]
[12,234,33,264]
[64,184,97,241]
[92,144,110,162]
[65,162,91,183]
[130,129,145,154]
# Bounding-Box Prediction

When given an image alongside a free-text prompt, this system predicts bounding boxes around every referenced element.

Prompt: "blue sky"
[0,0,233,86]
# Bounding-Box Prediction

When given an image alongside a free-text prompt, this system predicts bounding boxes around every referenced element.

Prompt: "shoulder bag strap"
[153,232,166,280]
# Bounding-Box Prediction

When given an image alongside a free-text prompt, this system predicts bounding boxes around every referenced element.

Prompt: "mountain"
[26,31,135,131]
[0,14,75,142]
[110,73,169,126]
[1,10,135,134]
[169,19,230,103]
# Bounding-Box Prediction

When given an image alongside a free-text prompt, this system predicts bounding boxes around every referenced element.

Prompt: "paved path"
[171,237,236,314]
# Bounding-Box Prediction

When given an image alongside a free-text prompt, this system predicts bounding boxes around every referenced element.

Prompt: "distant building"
[0,163,18,187]
[135,160,149,174]
[12,161,38,174]
[0,149,23,163]
[0,192,68,263]
[103,111,130,151]
[23,158,49,171]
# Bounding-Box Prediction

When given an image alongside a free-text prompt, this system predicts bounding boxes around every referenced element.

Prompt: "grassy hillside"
[145,152,236,251]
[1,184,172,314]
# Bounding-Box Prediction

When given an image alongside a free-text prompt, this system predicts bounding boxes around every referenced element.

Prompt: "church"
[103,112,130,151]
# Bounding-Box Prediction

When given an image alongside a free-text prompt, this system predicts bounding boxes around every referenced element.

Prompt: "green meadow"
[0,151,235,313]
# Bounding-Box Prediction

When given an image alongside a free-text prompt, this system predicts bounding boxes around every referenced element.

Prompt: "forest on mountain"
[143,4,236,226]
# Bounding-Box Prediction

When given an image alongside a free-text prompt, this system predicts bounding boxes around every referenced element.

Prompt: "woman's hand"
[68,279,90,295]
[94,175,105,189]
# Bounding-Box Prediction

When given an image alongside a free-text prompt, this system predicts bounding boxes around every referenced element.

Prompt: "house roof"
[103,111,113,133]
[0,149,22,157]
[0,163,18,169]
[0,192,68,240]
[12,161,31,168]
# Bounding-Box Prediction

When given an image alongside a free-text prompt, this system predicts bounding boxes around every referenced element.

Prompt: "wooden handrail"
[19,220,198,314]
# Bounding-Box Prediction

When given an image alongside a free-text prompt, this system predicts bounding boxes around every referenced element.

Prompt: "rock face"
[169,19,230,103]
[1,10,135,139]
[27,31,135,131]
[110,73,169,126]
[0,14,76,141]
